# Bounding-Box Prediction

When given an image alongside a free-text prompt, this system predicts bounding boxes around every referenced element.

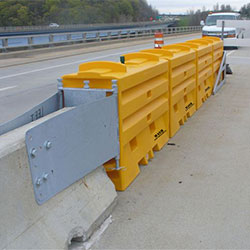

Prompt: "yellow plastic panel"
[178,41,213,109]
[202,37,224,85]
[143,45,196,137]
[116,52,170,190]
[62,54,169,191]
[190,37,224,86]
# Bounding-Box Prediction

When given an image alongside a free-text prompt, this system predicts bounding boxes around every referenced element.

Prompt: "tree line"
[241,3,250,18]
[0,0,158,26]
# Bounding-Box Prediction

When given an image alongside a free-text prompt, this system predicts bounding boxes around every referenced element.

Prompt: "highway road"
[0,34,201,124]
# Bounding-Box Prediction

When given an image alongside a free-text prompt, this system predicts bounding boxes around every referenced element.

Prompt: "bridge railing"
[0,21,170,33]
[0,26,202,52]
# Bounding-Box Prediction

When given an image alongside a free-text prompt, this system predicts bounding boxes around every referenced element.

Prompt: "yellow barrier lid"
[161,44,195,58]
[141,46,195,60]
[162,44,192,52]
[78,61,127,76]
[203,36,222,42]
[120,52,160,67]
[62,53,168,89]
[62,61,127,80]
[190,38,223,50]
[179,42,200,49]
[140,49,173,59]
[188,38,213,46]
[61,61,128,91]
[178,42,212,55]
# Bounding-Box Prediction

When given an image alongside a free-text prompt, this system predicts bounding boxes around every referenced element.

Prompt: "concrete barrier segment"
[0,108,117,249]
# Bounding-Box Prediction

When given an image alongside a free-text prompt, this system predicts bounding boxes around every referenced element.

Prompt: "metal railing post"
[127,30,130,38]
[66,34,71,41]
[118,31,121,39]
[96,32,100,41]
[28,36,33,48]
[49,34,54,43]
[82,33,86,42]
[2,38,8,48]
[221,21,225,40]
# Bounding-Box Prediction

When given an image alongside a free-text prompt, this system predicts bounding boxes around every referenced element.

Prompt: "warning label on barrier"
[154,129,167,141]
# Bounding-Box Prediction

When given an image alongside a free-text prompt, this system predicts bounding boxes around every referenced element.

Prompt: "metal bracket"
[0,78,121,205]
[213,51,227,95]
[26,92,119,205]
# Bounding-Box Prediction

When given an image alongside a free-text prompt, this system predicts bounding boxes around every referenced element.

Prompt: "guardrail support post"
[28,36,33,49]
[96,32,100,41]
[67,34,72,42]
[221,21,225,40]
[82,33,86,42]
[2,38,8,51]
[49,34,54,47]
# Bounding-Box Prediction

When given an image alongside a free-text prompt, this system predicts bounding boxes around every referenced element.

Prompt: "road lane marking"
[227,50,236,56]
[0,86,16,92]
[0,50,138,80]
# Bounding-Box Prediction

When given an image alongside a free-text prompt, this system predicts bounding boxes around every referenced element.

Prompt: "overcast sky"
[147,0,247,14]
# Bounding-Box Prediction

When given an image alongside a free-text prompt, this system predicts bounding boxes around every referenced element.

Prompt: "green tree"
[0,0,159,26]
[240,3,250,18]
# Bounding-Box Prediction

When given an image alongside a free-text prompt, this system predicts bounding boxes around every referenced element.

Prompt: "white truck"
[200,12,244,39]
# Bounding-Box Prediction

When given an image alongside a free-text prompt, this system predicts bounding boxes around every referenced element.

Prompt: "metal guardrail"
[0,26,202,52]
[0,21,172,33]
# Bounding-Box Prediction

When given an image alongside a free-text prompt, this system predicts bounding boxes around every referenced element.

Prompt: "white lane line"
[227,50,236,56]
[0,86,16,92]
[0,49,138,80]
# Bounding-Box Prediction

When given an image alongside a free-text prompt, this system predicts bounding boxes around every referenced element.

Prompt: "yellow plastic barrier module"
[62,54,170,191]
[202,37,224,84]
[178,41,213,109]
[141,45,196,137]
[189,37,224,86]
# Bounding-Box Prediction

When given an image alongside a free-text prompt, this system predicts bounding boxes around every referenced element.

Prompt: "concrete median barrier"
[0,108,117,249]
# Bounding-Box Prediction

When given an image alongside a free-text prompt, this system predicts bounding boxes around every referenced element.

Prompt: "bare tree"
[213,3,219,12]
